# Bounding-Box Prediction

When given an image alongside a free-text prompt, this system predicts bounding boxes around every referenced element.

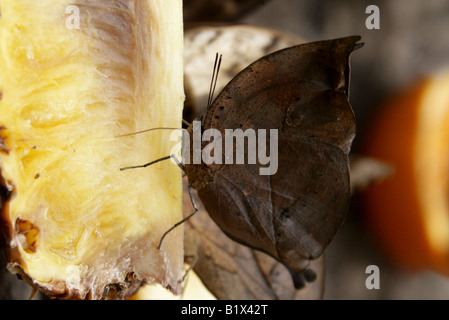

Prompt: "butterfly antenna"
[207,53,223,109]
[116,127,183,138]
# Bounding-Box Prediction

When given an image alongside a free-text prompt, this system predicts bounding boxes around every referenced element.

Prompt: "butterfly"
[122,36,362,275]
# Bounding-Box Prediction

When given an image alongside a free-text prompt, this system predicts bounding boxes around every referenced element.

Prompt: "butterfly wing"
[193,37,360,273]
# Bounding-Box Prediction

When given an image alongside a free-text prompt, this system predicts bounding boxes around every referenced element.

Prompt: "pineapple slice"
[0,0,184,299]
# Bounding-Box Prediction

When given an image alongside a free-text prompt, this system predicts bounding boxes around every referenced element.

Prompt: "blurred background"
[2,0,449,299]
[240,0,449,299]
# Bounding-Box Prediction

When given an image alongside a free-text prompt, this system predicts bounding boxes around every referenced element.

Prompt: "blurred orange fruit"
[361,71,449,275]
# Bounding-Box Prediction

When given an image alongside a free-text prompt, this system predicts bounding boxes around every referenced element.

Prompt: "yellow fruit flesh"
[0,0,184,299]
[130,270,216,300]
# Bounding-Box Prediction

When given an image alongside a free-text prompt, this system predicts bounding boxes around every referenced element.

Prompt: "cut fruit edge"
[0,0,185,299]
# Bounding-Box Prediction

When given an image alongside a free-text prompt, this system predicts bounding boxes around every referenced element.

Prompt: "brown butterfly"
[122,36,362,275]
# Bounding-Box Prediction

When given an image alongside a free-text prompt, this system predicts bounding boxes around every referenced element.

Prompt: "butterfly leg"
[183,253,198,282]
[120,154,185,172]
[120,154,196,250]
[179,253,199,299]
[157,183,199,250]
